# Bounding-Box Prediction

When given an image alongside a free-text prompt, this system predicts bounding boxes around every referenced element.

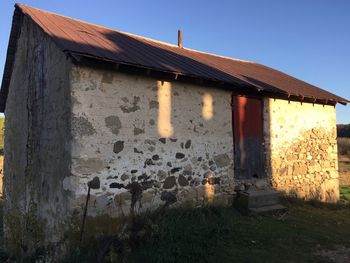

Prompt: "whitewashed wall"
[67,66,235,217]
[264,98,339,202]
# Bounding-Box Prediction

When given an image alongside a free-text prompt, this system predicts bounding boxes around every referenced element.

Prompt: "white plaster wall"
[68,66,234,216]
[268,99,337,149]
[265,98,339,201]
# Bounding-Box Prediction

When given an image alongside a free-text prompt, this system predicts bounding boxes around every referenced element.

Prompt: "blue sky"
[1,0,349,123]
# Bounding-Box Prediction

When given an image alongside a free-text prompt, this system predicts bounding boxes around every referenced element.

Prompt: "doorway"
[232,95,265,179]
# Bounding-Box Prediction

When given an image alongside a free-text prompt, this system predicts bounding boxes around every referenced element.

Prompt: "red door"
[232,95,264,179]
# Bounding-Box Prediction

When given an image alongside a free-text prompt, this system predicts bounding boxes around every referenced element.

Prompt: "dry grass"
[339,171,350,186]
[338,137,350,185]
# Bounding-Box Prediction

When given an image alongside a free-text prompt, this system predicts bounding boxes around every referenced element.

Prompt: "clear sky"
[1,0,349,123]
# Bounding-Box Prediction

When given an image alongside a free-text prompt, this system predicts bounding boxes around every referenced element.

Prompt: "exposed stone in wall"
[105,115,121,135]
[214,154,231,168]
[120,96,141,113]
[113,141,124,154]
[72,115,96,137]
[73,158,106,174]
[69,67,235,218]
[265,99,339,202]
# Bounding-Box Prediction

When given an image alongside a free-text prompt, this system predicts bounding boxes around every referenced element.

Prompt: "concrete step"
[239,190,282,208]
[234,189,287,214]
[249,204,287,214]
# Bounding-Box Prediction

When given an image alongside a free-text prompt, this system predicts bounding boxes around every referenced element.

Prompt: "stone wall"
[4,17,72,255]
[264,98,339,202]
[67,66,235,218]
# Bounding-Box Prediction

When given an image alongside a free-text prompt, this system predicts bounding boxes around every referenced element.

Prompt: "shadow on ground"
[1,198,350,262]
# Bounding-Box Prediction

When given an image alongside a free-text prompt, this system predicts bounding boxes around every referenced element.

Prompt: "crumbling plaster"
[67,66,235,217]
[264,98,339,201]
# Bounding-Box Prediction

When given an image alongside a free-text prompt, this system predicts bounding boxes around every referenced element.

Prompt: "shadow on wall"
[3,19,73,255]
[65,29,277,208]
[67,27,324,212]
[62,26,289,196]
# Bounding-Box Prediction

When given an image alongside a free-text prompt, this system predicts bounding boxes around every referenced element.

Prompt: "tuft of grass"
[340,186,350,201]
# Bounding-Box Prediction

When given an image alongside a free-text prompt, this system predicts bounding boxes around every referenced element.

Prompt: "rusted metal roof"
[0,4,348,112]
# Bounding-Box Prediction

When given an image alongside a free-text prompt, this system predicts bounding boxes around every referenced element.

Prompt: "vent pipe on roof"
[178,30,183,48]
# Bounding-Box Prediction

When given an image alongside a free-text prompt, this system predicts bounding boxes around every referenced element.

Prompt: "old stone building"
[0,4,348,256]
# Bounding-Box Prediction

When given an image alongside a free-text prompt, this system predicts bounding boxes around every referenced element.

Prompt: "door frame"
[231,94,265,179]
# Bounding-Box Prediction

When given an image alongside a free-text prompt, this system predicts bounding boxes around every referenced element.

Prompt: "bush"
[337,124,350,138]
[338,137,350,156]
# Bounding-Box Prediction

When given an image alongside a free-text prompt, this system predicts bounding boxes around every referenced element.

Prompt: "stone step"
[239,190,282,208]
[249,204,287,214]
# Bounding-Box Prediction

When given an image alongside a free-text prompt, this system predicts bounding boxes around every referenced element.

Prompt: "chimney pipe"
[178,30,183,48]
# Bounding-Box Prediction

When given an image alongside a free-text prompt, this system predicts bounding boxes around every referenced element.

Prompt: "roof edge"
[68,50,350,106]
[0,5,23,112]
[70,52,347,106]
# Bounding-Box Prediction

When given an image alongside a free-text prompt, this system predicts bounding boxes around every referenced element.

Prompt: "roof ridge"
[120,31,256,64]
[15,3,256,65]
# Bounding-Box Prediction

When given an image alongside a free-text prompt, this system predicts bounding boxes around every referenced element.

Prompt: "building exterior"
[0,4,348,257]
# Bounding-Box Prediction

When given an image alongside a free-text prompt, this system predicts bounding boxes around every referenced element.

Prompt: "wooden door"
[232,95,265,179]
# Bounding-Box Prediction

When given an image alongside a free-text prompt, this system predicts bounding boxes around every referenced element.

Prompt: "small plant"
[340,186,350,202]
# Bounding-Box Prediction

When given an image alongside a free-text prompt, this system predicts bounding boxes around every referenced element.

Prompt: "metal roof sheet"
[0,4,348,112]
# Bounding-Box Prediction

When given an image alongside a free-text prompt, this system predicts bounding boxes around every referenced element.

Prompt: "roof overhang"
[68,52,344,107]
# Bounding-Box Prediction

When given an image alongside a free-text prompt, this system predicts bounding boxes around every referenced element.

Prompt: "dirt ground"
[316,246,350,263]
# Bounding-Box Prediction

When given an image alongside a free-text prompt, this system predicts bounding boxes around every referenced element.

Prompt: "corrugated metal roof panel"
[0,4,348,112]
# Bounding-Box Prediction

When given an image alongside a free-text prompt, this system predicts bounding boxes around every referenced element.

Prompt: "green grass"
[1,201,350,262]
[340,186,350,201]
[125,203,350,263]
